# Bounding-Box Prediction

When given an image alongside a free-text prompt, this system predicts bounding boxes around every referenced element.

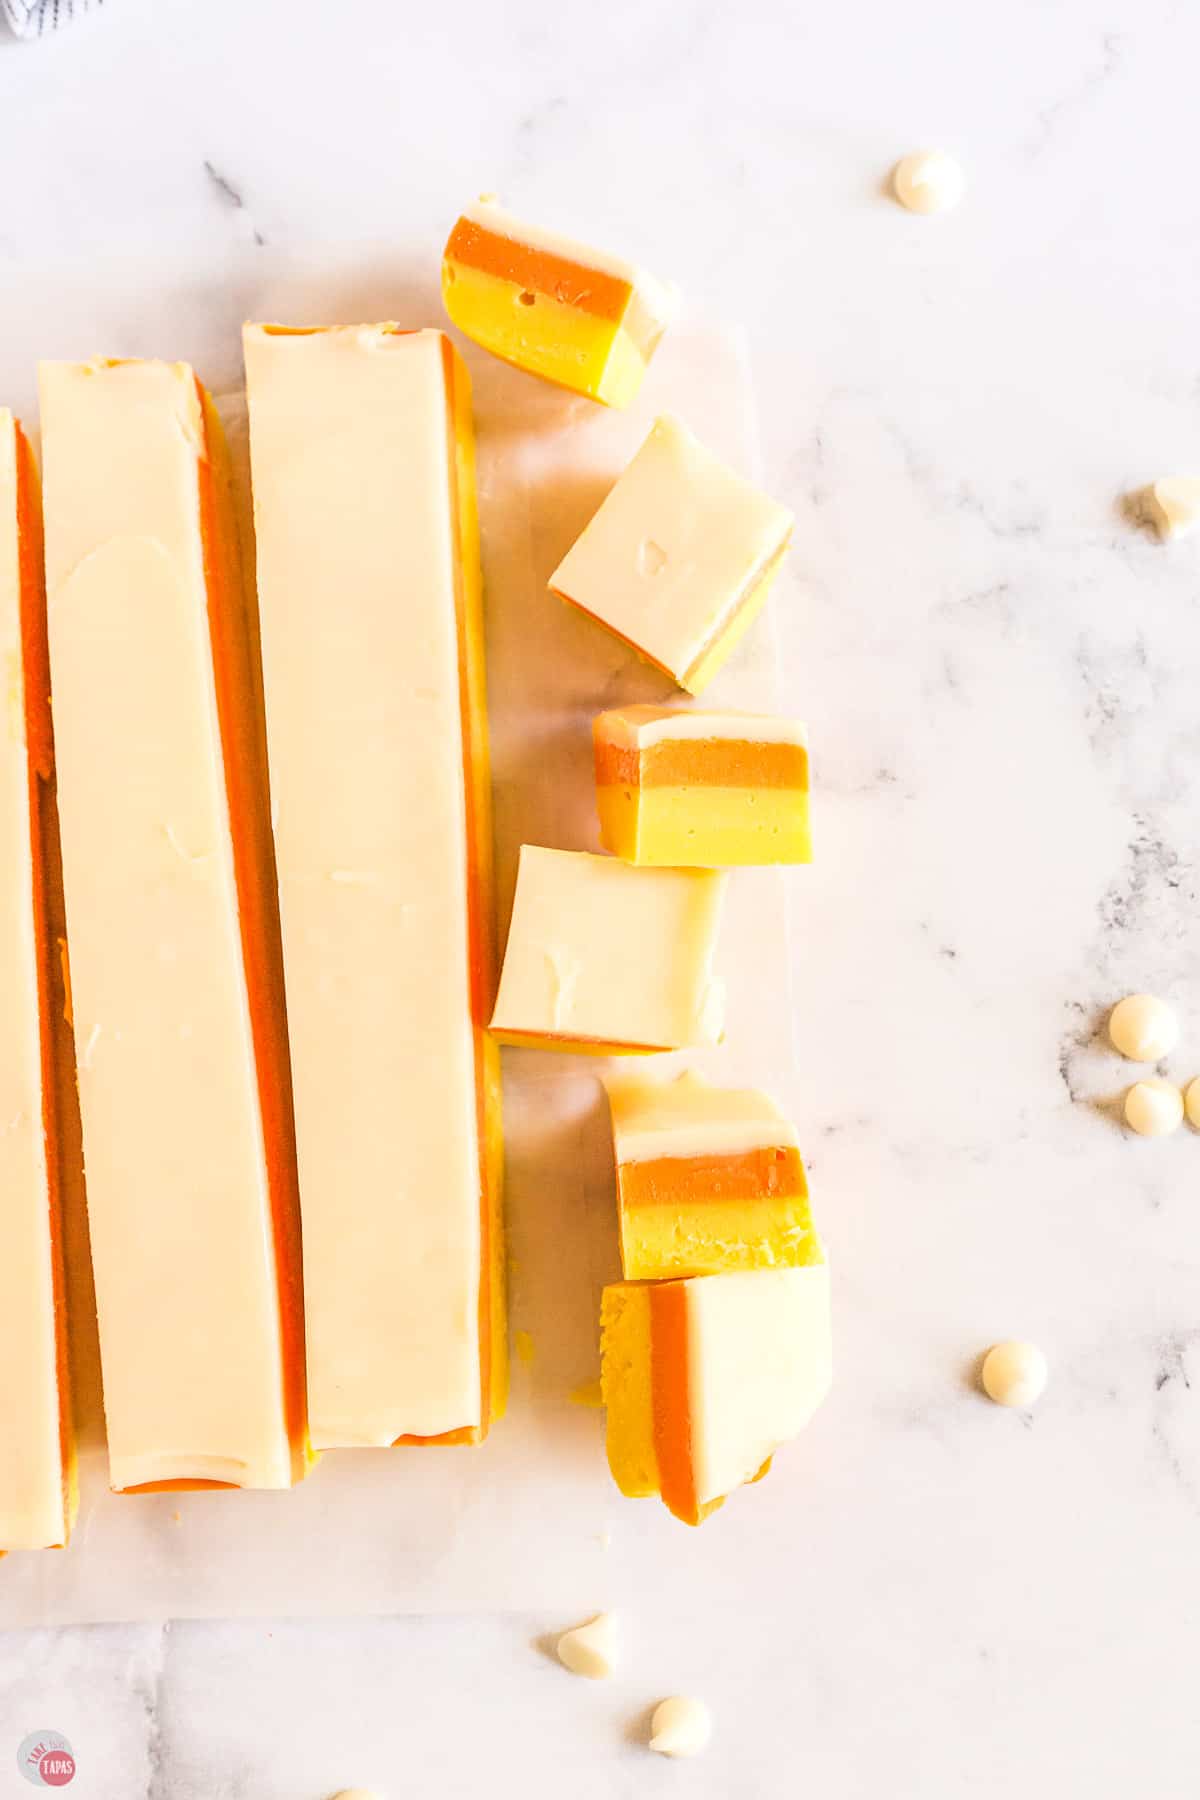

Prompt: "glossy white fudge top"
[491,847,726,1050]
[39,359,293,1491]
[686,1266,831,1507]
[596,704,808,752]
[604,1068,797,1164]
[549,417,793,683]
[243,324,485,1447]
[458,198,678,325]
[0,413,68,1549]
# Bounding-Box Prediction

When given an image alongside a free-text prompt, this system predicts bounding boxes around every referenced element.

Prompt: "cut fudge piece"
[594,704,811,866]
[490,847,726,1052]
[442,198,676,407]
[605,1069,821,1279]
[39,358,309,1492]
[243,324,505,1449]
[549,416,792,694]
[601,1266,832,1525]
[0,412,75,1550]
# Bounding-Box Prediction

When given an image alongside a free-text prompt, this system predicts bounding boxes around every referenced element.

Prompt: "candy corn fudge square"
[601,1266,832,1525]
[594,705,811,866]
[605,1070,821,1280]
[490,847,726,1052]
[442,198,677,407]
[549,417,793,695]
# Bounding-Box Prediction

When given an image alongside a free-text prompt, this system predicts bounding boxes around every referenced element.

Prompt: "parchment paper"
[1,321,808,1624]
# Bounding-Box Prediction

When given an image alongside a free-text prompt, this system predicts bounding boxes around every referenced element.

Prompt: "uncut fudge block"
[40,358,308,1492]
[0,411,74,1549]
[243,323,505,1450]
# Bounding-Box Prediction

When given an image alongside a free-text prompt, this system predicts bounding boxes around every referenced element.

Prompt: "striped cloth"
[2,0,99,34]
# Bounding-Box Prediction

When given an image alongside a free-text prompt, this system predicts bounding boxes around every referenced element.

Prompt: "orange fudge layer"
[596,741,809,791]
[243,325,504,1450]
[442,200,676,408]
[605,1070,821,1280]
[621,1145,808,1203]
[601,1266,832,1526]
[0,415,77,1551]
[593,705,812,866]
[194,385,310,1489]
[40,358,309,1492]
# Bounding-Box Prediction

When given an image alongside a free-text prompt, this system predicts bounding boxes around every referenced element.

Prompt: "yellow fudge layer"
[598,1283,656,1500]
[244,324,505,1450]
[0,413,76,1551]
[549,416,793,695]
[40,359,309,1493]
[442,199,676,408]
[594,705,812,866]
[605,1069,821,1279]
[601,1266,832,1526]
[490,846,727,1053]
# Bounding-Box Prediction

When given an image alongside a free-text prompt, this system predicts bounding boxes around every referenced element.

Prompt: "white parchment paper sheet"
[1,318,814,1624]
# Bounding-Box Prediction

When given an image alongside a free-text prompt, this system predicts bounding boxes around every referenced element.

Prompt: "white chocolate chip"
[556,1611,619,1680]
[981,1340,1048,1409]
[891,150,966,215]
[1108,993,1180,1062]
[1185,1078,1200,1130]
[1124,1078,1184,1137]
[649,1696,713,1759]
[1147,477,1200,540]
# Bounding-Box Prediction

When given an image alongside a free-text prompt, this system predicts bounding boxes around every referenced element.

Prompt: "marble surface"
[2,0,1200,1794]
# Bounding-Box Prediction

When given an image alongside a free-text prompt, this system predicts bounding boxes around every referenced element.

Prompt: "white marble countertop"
[3,1,1200,1795]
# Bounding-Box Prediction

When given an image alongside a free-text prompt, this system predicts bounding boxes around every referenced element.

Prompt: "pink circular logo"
[37,1751,75,1787]
[16,1733,76,1788]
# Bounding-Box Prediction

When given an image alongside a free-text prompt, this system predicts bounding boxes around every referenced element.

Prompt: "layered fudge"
[442,198,676,407]
[243,324,505,1449]
[39,358,309,1491]
[594,704,811,866]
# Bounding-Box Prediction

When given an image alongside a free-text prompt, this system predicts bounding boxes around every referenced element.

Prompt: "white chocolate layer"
[491,847,726,1050]
[549,417,792,686]
[596,704,807,752]
[243,325,487,1447]
[686,1266,831,1507]
[39,359,293,1491]
[0,413,68,1549]
[604,1069,796,1165]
